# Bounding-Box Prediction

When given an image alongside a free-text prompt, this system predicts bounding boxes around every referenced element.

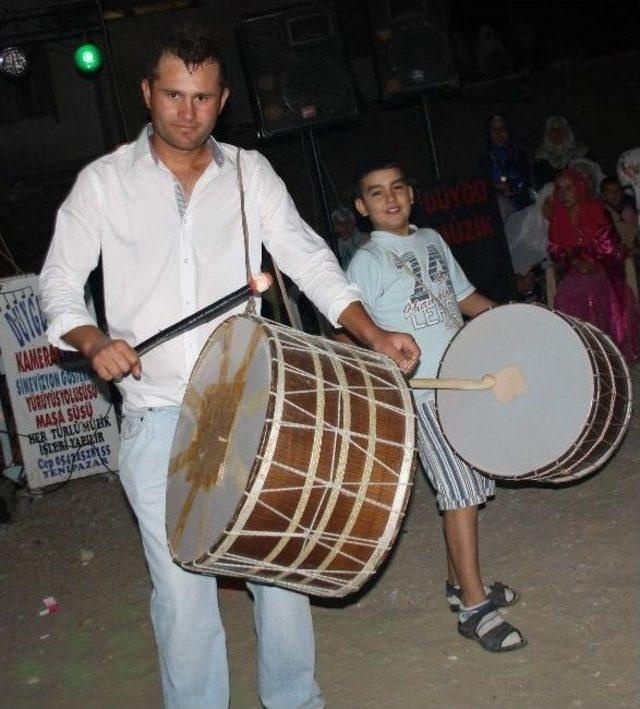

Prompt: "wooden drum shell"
[166,316,416,597]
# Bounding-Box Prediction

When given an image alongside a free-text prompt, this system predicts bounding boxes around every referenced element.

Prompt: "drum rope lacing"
[179,318,415,594]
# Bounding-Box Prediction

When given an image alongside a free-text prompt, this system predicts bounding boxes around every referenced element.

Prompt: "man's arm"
[458,291,495,318]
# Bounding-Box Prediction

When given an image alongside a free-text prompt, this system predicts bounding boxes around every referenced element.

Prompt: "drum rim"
[166,315,273,562]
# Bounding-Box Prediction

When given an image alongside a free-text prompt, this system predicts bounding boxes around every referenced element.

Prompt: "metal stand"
[95,0,128,142]
[304,128,338,255]
[420,93,441,180]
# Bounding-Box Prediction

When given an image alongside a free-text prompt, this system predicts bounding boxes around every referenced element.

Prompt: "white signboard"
[0,274,119,489]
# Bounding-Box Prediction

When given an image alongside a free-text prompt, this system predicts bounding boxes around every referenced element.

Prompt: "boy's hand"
[336,301,420,375]
[369,329,420,375]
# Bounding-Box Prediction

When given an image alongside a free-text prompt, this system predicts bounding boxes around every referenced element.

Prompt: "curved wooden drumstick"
[135,272,273,357]
[411,365,527,404]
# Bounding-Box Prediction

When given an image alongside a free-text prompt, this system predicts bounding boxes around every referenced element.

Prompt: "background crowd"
[332,114,640,364]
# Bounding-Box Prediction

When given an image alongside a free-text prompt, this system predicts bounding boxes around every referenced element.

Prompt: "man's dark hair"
[145,24,228,86]
[351,156,409,199]
[600,175,621,192]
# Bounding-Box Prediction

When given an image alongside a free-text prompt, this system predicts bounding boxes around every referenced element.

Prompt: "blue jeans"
[119,406,324,709]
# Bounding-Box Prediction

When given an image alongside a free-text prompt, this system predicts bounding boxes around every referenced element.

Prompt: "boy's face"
[355,167,414,236]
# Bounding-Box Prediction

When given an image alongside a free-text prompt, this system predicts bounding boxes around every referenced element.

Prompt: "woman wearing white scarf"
[533,116,592,188]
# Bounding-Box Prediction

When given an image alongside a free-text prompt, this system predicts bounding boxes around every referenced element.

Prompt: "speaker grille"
[240,5,359,136]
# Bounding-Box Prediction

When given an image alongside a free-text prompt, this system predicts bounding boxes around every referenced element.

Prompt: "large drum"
[166,315,415,597]
[436,303,632,483]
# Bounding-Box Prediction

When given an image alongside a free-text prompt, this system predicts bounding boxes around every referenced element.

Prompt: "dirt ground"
[2,370,639,709]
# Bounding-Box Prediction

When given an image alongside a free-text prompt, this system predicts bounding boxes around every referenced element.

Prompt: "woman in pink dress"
[549,168,639,362]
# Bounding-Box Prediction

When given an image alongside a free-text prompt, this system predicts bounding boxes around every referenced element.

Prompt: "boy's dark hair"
[145,24,228,86]
[600,175,621,192]
[351,156,409,199]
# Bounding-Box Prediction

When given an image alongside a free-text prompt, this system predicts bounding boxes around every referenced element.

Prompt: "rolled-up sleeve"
[254,153,361,325]
[39,166,102,349]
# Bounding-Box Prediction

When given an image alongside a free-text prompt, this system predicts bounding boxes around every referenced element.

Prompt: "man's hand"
[87,338,142,381]
[63,325,141,381]
[368,329,420,375]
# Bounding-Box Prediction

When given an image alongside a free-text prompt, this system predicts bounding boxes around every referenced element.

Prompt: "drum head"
[166,317,271,562]
[436,304,594,477]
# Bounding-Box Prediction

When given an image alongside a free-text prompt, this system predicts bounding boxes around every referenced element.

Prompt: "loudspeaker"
[369,0,458,99]
[239,4,359,137]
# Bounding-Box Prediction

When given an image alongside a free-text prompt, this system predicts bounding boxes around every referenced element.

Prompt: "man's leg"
[119,407,229,709]
[248,582,324,709]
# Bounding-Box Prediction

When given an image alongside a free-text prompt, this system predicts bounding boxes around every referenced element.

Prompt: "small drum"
[166,315,415,597]
[436,303,632,483]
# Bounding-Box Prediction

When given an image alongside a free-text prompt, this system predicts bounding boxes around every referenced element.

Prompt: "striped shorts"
[415,397,495,511]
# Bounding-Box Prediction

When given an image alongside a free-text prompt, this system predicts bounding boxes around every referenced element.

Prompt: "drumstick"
[411,365,527,404]
[135,272,273,357]
[410,375,496,391]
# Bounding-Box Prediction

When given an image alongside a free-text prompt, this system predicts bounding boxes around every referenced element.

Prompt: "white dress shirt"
[39,126,361,409]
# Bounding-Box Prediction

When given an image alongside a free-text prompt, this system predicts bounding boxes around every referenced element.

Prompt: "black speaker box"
[369,0,458,99]
[239,3,359,137]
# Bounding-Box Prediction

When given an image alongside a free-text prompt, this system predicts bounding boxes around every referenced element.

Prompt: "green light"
[74,43,103,73]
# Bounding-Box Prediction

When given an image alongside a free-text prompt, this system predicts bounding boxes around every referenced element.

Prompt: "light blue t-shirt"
[346,227,475,400]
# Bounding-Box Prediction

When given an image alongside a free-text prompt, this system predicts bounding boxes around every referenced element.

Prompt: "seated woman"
[504,182,554,300]
[478,113,532,220]
[549,168,639,363]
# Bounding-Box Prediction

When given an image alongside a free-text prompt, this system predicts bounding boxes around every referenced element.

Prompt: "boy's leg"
[443,505,486,607]
[119,407,230,709]
[248,582,324,709]
[416,397,525,651]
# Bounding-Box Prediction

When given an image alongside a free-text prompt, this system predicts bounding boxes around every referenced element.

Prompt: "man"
[39,26,418,709]
[330,206,369,269]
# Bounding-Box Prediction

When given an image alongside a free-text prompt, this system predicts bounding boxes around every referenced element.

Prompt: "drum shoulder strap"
[236,146,299,328]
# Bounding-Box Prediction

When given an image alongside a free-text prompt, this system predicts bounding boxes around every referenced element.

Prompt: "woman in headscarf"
[549,168,639,362]
[533,116,593,189]
[478,113,532,217]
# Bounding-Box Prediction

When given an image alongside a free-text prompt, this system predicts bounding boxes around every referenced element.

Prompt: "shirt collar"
[130,123,225,168]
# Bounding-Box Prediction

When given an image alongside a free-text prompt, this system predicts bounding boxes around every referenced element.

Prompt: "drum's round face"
[436,304,594,477]
[166,317,271,562]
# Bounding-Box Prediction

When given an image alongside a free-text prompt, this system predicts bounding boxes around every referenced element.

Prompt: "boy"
[344,157,526,652]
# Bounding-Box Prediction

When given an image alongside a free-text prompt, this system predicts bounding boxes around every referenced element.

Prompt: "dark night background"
[1,0,639,278]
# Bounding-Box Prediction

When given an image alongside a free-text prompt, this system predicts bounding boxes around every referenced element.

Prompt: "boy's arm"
[459,291,495,318]
[337,301,419,374]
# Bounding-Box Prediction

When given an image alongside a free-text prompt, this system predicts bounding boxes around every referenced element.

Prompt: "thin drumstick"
[410,375,496,391]
[411,366,527,404]
[135,272,273,357]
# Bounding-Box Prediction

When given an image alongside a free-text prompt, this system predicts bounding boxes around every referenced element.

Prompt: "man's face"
[603,183,624,209]
[334,220,355,240]
[355,167,413,235]
[141,53,229,153]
